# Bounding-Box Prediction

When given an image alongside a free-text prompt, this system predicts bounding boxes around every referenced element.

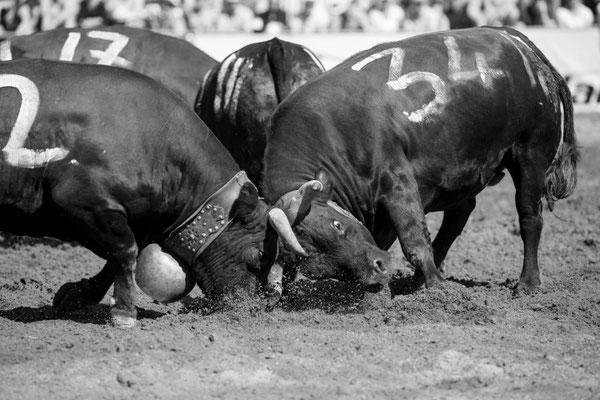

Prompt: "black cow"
[196,39,391,293]
[195,37,325,183]
[262,27,579,294]
[0,26,217,107]
[0,59,305,327]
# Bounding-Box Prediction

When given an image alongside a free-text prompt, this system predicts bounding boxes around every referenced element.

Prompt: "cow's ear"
[315,170,333,199]
[230,183,259,223]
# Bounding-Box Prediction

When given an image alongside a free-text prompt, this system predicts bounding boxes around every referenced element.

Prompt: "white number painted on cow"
[352,47,447,123]
[59,32,81,61]
[444,36,505,88]
[351,36,510,122]
[0,74,69,168]
[390,71,447,123]
[351,47,403,76]
[59,31,132,68]
[0,40,12,61]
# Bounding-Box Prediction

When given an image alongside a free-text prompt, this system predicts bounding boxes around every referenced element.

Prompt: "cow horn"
[266,262,284,297]
[268,208,307,257]
[276,180,323,225]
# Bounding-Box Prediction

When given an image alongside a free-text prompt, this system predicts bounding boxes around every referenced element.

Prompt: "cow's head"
[195,38,324,182]
[142,173,306,302]
[275,172,392,292]
[188,181,305,297]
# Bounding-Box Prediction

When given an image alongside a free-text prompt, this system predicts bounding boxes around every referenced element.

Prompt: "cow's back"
[263,27,576,294]
[0,59,237,229]
[2,26,217,106]
[197,38,324,183]
[266,27,564,210]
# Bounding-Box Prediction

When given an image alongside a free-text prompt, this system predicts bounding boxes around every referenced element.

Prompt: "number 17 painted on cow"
[0,30,132,68]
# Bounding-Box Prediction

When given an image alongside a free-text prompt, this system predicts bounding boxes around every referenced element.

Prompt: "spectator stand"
[0,0,598,112]
[1,0,600,36]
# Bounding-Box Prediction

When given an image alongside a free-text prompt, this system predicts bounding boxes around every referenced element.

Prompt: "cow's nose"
[373,258,387,274]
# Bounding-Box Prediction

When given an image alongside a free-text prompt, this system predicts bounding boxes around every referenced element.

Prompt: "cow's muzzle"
[351,251,392,291]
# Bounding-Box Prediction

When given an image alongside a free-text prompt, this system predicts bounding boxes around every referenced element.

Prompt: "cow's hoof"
[437,261,446,274]
[53,279,97,312]
[110,309,137,329]
[426,275,445,288]
[263,290,282,311]
[413,272,444,290]
[512,283,540,297]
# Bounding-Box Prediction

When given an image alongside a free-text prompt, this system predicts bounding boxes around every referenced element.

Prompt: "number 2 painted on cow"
[0,74,69,168]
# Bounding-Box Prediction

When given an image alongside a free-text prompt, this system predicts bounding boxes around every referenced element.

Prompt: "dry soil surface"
[1,114,599,400]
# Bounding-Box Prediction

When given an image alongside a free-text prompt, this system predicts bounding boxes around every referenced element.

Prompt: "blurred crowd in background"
[0,0,597,38]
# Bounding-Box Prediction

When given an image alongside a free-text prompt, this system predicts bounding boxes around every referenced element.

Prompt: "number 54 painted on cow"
[351,47,448,123]
[351,37,506,123]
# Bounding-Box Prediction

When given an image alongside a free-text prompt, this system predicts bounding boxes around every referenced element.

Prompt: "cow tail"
[543,69,580,212]
[507,26,580,211]
[267,38,292,104]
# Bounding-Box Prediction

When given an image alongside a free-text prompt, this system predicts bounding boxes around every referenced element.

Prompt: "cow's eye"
[331,220,344,233]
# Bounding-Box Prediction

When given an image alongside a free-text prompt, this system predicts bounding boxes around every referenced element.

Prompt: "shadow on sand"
[0,304,165,325]
[389,274,497,297]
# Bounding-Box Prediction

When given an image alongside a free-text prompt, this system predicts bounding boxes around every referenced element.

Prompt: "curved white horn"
[297,180,323,197]
[268,208,307,257]
[277,180,324,225]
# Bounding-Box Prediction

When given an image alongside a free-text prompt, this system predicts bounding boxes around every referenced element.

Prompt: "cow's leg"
[53,261,115,311]
[432,198,476,271]
[507,152,547,295]
[381,162,443,288]
[55,213,138,327]
[109,242,139,328]
[75,212,138,328]
[51,183,139,327]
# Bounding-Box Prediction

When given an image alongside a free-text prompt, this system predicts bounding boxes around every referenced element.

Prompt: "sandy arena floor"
[1,114,599,400]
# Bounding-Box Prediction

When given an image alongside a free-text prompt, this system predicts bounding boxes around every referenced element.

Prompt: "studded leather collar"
[163,171,253,265]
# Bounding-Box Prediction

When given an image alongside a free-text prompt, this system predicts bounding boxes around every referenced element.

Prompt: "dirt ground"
[1,113,599,400]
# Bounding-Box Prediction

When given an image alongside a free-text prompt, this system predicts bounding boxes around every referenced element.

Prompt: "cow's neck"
[266,154,372,228]
[327,170,373,228]
[159,123,242,244]
[162,171,252,266]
